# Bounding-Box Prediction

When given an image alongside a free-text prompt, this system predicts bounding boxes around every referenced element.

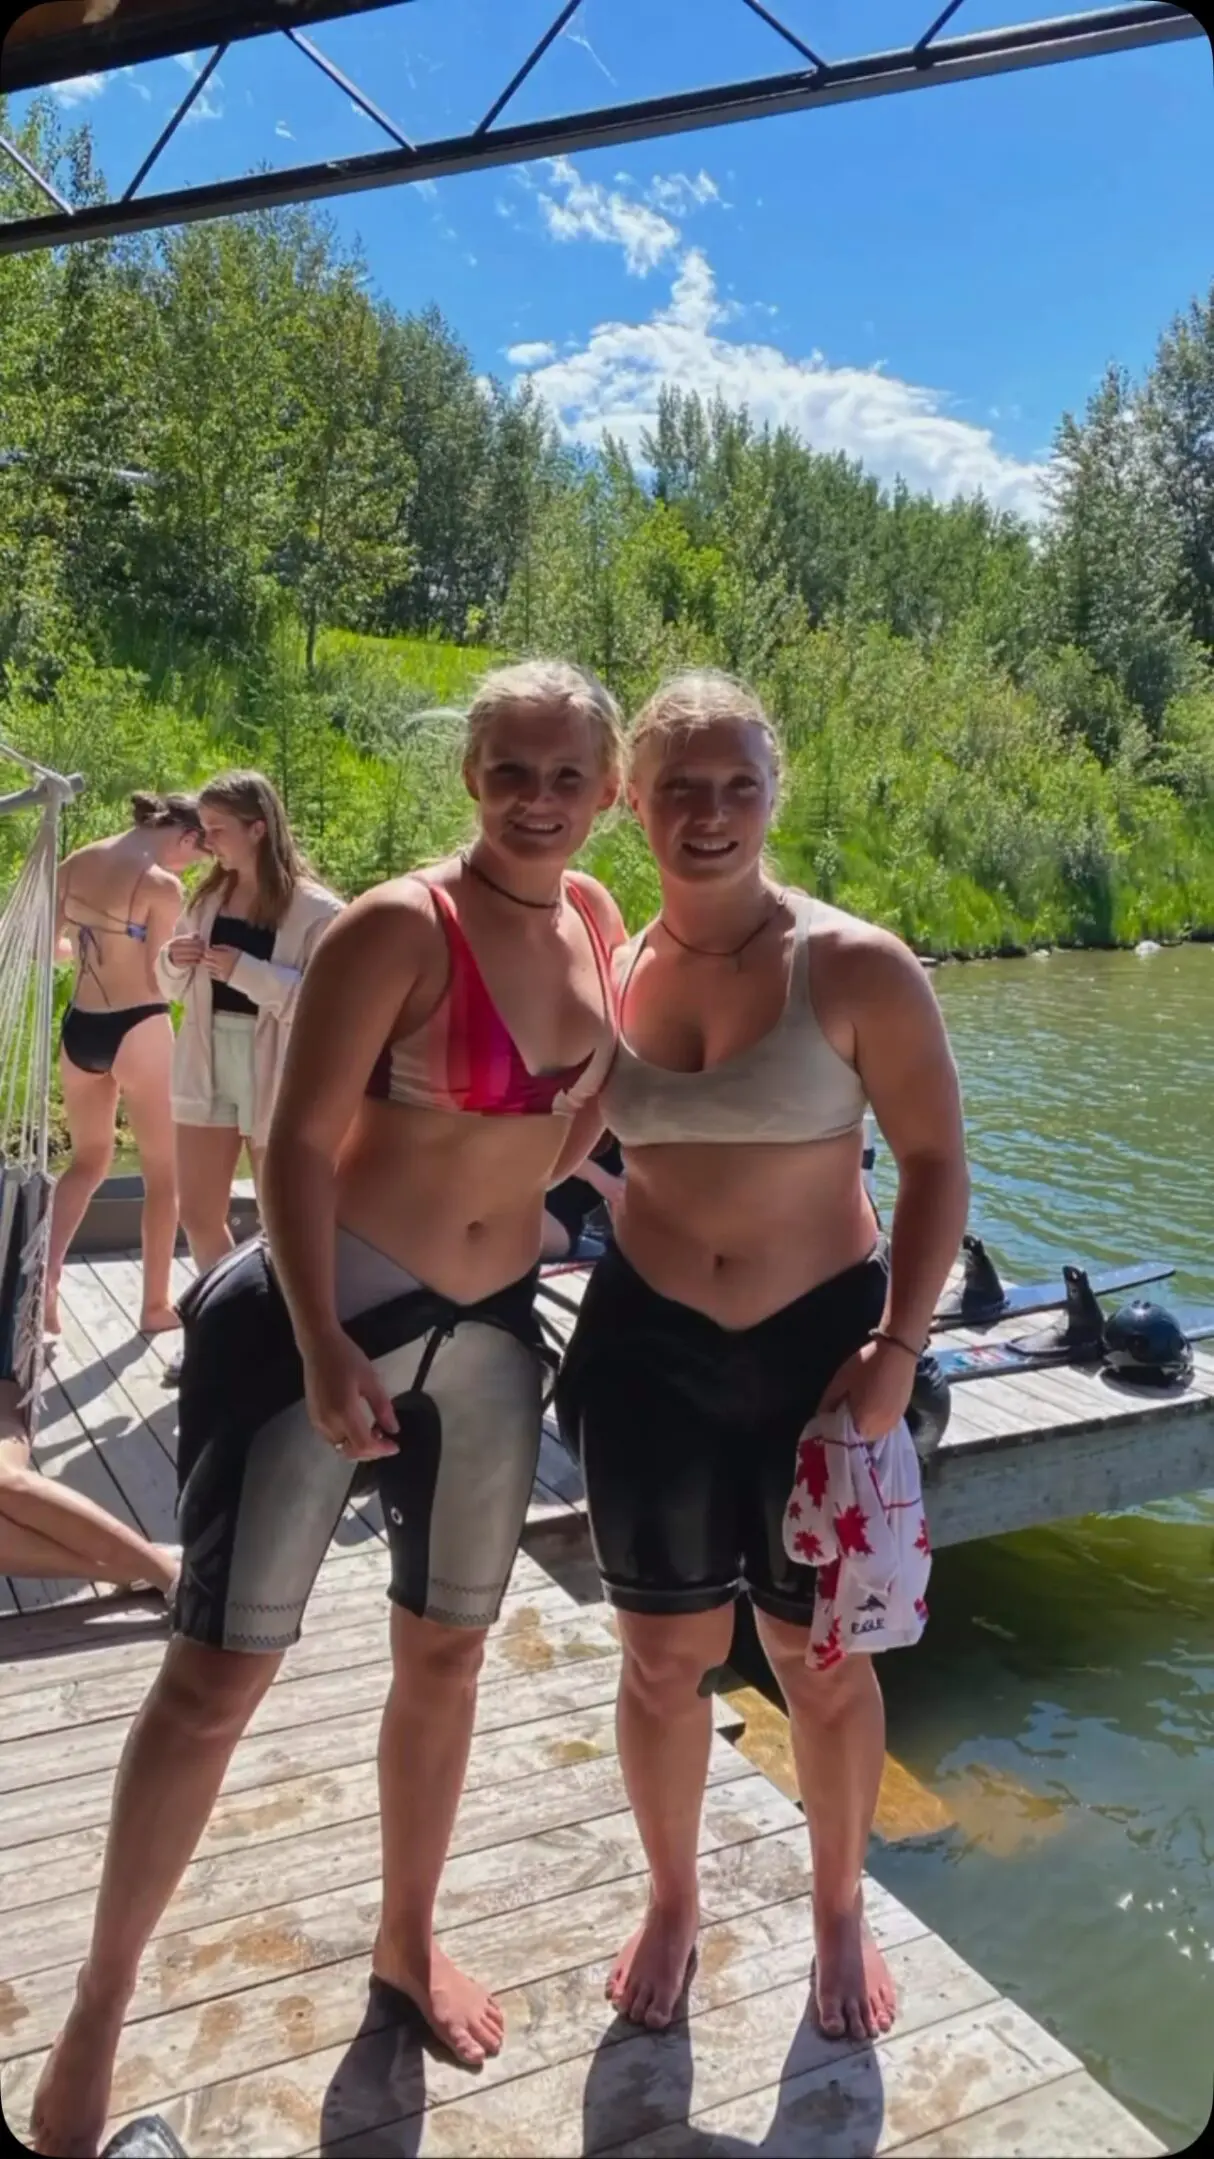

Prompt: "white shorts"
[184,1012,256,1140]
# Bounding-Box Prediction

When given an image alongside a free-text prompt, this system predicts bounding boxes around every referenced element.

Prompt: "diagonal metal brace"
[475,0,586,136]
[739,1,828,73]
[122,43,228,202]
[285,26,416,152]
[916,2,971,51]
[0,132,75,216]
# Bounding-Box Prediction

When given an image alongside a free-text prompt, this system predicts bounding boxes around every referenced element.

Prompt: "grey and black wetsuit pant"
[173,1232,545,1653]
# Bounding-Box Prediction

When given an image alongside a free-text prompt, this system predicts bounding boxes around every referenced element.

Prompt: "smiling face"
[631,717,777,887]
[464,700,619,869]
[199,802,265,876]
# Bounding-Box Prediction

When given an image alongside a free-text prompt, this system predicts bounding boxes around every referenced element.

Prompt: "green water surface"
[873,947,1214,2150]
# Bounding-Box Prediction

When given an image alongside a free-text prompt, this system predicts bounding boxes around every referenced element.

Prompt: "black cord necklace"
[658,891,785,962]
[461,849,563,911]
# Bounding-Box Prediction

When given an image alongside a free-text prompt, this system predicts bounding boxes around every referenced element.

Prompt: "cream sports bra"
[601,891,867,1147]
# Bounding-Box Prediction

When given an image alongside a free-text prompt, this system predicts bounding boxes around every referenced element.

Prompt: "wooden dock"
[535,1268,1214,1552]
[0,1253,1186,2155]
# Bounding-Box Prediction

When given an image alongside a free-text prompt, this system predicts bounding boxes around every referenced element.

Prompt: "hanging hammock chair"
[0,743,82,1445]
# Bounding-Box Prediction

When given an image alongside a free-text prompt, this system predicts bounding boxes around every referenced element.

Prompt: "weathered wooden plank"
[0,1643,615,1802]
[926,1404,1214,1550]
[0,1563,588,1699]
[0,1602,621,1756]
[0,1731,751,1964]
[888,2067,1163,2156]
[0,1576,20,1616]
[0,1778,799,2060]
[44,1304,179,1544]
[306,1934,993,2159]
[606,1997,1080,2159]
[0,1693,630,1861]
[85,1882,928,2158]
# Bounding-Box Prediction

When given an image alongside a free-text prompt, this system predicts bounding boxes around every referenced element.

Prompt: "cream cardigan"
[156,879,344,1146]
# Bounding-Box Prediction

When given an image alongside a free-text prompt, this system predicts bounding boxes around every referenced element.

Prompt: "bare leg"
[757,1612,895,2042]
[30,1637,279,2157]
[45,1054,117,1334]
[0,1448,178,1594]
[175,1124,241,1275]
[116,1016,179,1332]
[610,1605,735,2028]
[373,1607,503,2067]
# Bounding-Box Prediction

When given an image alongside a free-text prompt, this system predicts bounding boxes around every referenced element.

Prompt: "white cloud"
[122,67,152,101]
[176,52,200,76]
[506,341,557,368]
[275,121,294,140]
[416,179,439,201]
[536,157,678,277]
[184,92,223,126]
[647,171,720,215]
[509,247,1046,519]
[53,74,106,107]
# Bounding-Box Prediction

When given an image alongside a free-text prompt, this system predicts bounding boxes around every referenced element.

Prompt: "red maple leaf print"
[913,1596,929,1622]
[793,1529,823,1561]
[786,1498,803,1522]
[818,1558,841,1603]
[813,1615,844,1669]
[834,1503,873,1557]
[914,1515,931,1556]
[796,1434,830,1511]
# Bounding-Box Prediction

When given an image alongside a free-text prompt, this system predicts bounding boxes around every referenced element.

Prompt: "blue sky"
[23,0,1214,518]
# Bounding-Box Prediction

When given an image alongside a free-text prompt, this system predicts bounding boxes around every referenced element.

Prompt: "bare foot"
[607,1899,699,2029]
[139,1304,181,1336]
[120,1545,182,1602]
[812,1901,897,2042]
[30,1984,126,2157]
[371,1935,504,2067]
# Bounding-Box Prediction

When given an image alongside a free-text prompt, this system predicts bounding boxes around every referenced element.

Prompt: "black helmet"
[1103,1301,1194,1387]
[906,1352,952,1460]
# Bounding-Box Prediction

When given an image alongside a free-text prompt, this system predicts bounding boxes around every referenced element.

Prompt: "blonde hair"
[193,770,307,928]
[628,669,783,793]
[464,659,624,785]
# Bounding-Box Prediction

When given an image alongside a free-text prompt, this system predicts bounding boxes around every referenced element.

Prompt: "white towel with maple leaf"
[782,1405,931,1670]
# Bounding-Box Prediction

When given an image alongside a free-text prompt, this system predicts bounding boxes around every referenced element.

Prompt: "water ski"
[936,1272,1214,1386]
[933,1235,1174,1330]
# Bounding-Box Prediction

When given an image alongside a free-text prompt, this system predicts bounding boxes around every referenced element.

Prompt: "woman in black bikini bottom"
[46,791,206,1337]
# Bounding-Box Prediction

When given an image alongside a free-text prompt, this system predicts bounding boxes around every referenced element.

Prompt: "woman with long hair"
[155,771,342,1273]
[46,790,206,1338]
[556,670,969,2044]
[33,662,626,2156]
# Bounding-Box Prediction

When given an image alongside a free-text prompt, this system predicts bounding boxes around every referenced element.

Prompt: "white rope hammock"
[1,742,82,1442]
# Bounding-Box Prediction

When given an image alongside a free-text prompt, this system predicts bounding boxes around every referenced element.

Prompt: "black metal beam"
[0,0,419,96]
[0,5,1203,256]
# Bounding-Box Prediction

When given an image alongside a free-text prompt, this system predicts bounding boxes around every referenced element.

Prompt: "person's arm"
[144,872,184,974]
[822,931,969,1437]
[259,888,421,1455]
[580,1153,626,1209]
[858,938,969,1351]
[206,895,343,1016]
[545,873,628,1187]
[53,861,73,962]
[154,906,204,997]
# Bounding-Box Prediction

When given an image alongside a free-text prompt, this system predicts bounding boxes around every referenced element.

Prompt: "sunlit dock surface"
[0,1250,1190,2154]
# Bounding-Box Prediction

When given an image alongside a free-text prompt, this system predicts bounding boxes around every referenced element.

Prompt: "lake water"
[872,947,1214,2149]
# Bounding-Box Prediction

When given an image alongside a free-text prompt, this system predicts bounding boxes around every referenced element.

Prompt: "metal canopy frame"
[0,1,1205,256]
